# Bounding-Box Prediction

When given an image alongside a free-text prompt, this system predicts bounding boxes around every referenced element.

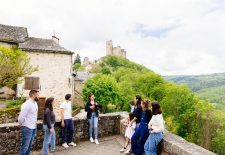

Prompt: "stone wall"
[0,112,216,155]
[162,131,216,155]
[0,113,121,154]
[0,106,20,124]
[0,42,16,48]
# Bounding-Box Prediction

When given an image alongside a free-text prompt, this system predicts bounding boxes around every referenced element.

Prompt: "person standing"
[18,90,39,155]
[144,102,165,155]
[60,94,76,148]
[131,99,152,155]
[42,97,56,155]
[85,93,102,145]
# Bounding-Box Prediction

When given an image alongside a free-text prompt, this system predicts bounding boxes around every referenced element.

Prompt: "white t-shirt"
[60,101,72,119]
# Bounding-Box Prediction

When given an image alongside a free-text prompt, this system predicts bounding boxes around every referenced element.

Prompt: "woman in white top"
[144,101,165,155]
[120,113,136,154]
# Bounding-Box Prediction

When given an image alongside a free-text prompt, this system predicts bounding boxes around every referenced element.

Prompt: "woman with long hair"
[42,97,56,155]
[131,99,152,155]
[130,95,143,129]
[85,93,102,145]
[144,101,165,155]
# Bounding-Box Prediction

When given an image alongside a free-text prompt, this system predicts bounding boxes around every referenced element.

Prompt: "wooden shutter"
[32,77,40,89]
[24,77,40,90]
[24,77,33,90]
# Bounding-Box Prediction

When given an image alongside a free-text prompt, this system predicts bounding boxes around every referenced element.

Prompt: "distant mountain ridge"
[164,72,225,106]
[164,72,225,91]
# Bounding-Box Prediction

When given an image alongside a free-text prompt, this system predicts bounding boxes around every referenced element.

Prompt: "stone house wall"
[17,52,73,117]
[0,42,15,48]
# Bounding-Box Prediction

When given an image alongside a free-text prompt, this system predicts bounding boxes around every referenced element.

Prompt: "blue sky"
[0,0,225,75]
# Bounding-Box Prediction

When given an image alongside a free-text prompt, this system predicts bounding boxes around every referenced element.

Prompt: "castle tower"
[83,57,90,66]
[106,40,113,56]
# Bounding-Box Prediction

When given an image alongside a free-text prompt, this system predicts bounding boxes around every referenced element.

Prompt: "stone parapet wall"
[162,132,216,155]
[0,112,121,154]
[0,112,216,155]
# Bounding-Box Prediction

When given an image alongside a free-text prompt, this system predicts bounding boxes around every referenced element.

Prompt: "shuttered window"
[24,77,40,90]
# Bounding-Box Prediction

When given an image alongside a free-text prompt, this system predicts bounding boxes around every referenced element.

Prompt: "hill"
[164,73,225,107]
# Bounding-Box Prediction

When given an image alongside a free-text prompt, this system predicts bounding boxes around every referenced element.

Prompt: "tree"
[161,83,196,137]
[74,54,81,65]
[73,63,81,71]
[82,74,121,113]
[101,66,111,74]
[0,46,38,88]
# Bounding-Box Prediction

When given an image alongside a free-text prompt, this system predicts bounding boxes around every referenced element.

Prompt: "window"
[24,77,40,90]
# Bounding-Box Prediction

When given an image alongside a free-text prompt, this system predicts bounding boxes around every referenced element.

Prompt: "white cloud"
[0,0,225,75]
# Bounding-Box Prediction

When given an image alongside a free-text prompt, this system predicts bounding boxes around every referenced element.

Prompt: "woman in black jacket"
[42,97,56,155]
[85,93,102,145]
[131,99,152,155]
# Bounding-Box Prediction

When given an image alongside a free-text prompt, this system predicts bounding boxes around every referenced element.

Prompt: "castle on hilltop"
[106,40,126,58]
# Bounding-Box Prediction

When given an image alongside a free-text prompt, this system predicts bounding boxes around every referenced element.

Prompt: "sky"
[0,0,225,75]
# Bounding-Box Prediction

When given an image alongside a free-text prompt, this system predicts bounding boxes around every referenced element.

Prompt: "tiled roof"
[0,24,28,43]
[19,37,73,54]
[0,24,73,54]
[74,71,94,81]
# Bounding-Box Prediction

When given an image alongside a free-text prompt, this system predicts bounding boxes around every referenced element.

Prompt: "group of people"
[120,95,165,155]
[18,90,102,155]
[17,90,163,155]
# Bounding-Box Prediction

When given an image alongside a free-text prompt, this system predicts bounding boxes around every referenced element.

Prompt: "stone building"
[83,57,91,66]
[0,24,74,113]
[106,40,126,58]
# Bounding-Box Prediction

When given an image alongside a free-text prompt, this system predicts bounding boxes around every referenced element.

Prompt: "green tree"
[211,109,225,154]
[82,74,121,113]
[0,46,38,88]
[101,66,111,74]
[135,72,166,101]
[74,54,81,64]
[73,63,81,71]
[161,84,196,137]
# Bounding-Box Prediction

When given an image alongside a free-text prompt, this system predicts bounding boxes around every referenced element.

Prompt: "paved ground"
[31,135,126,155]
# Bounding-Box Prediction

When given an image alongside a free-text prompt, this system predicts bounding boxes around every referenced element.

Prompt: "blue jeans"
[144,132,163,155]
[62,119,74,144]
[19,127,36,155]
[131,122,149,155]
[42,124,56,155]
[88,112,98,139]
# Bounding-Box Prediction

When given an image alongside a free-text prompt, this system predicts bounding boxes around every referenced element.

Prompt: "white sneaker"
[62,143,69,148]
[94,139,99,145]
[124,149,131,154]
[90,137,94,143]
[120,148,126,152]
[68,142,77,147]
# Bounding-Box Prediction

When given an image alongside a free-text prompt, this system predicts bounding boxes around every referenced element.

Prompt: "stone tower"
[106,40,126,58]
[106,40,113,55]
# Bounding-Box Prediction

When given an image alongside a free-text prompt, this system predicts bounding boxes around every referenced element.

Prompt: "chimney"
[52,35,59,44]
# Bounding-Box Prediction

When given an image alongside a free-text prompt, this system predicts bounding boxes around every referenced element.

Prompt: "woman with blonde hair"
[131,99,152,155]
